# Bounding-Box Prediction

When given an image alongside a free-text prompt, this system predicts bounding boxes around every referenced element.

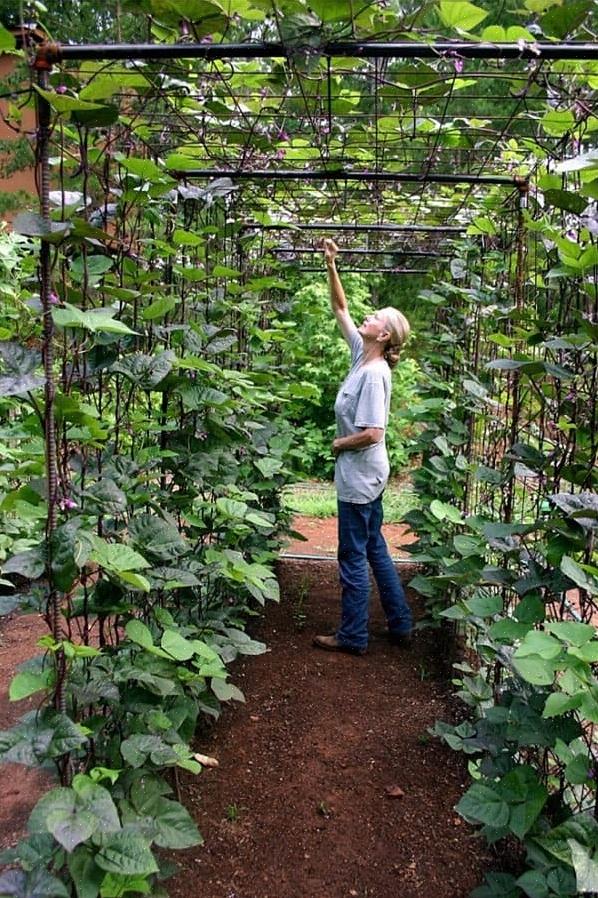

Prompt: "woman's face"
[358,310,390,342]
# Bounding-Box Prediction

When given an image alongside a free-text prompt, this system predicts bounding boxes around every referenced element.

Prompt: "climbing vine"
[0,1,597,896]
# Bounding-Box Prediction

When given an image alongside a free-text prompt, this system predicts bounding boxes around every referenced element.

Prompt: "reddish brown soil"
[0,612,51,850]
[171,560,494,898]
[283,515,417,558]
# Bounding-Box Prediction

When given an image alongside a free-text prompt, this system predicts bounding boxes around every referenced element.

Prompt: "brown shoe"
[313,634,367,656]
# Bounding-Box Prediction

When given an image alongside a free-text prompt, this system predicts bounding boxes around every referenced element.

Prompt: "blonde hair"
[380,307,410,369]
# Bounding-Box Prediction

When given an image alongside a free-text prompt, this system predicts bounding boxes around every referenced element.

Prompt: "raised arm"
[322,239,358,344]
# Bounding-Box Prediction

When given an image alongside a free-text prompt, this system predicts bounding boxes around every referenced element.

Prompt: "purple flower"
[200,33,213,44]
[277,128,290,142]
[453,58,464,74]
[48,291,60,305]
[588,769,596,779]
[275,148,286,160]
[55,85,68,95]
[59,497,77,511]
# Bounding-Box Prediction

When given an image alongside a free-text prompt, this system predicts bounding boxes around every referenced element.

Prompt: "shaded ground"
[171,559,493,898]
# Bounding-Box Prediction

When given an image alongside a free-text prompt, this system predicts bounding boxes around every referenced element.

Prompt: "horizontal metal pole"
[270,247,448,256]
[39,40,598,64]
[172,167,519,186]
[300,267,429,273]
[242,222,465,233]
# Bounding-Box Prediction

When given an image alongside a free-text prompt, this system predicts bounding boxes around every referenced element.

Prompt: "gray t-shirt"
[334,327,391,504]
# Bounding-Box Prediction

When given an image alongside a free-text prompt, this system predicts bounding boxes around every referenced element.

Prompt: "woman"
[313,238,413,656]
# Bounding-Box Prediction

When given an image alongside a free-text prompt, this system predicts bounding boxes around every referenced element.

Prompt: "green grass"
[282,480,419,523]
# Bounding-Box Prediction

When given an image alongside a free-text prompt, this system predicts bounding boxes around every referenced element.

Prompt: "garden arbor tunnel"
[0,9,595,895]
[29,29,598,667]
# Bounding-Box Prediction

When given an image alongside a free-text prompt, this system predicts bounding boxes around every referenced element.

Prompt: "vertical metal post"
[35,62,66,719]
[503,181,528,523]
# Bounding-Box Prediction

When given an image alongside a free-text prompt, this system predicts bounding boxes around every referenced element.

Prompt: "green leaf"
[33,85,105,114]
[89,539,149,573]
[51,521,80,592]
[543,692,583,718]
[1,710,87,766]
[125,619,154,649]
[429,500,463,523]
[29,778,120,853]
[540,0,592,39]
[0,869,69,898]
[561,556,598,594]
[96,832,158,876]
[512,655,557,686]
[112,351,174,389]
[544,621,596,646]
[466,594,503,617]
[79,73,149,101]
[515,870,549,898]
[3,547,45,580]
[541,109,575,137]
[568,838,598,893]
[454,535,484,558]
[211,678,245,703]
[172,228,204,247]
[67,847,104,898]
[543,189,588,215]
[141,296,177,321]
[99,873,151,897]
[52,304,136,336]
[117,571,151,593]
[439,0,488,31]
[307,0,354,21]
[70,255,114,284]
[500,766,548,838]
[0,23,16,51]
[73,103,119,127]
[161,630,195,661]
[150,797,203,849]
[9,669,51,702]
[489,619,533,642]
[456,782,509,828]
[13,212,72,244]
[515,631,562,660]
[128,515,187,562]
[121,157,169,181]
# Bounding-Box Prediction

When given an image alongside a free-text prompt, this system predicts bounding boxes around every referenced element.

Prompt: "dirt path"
[171,560,493,898]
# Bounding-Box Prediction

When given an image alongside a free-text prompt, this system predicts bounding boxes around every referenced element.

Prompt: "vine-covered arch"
[0,1,597,895]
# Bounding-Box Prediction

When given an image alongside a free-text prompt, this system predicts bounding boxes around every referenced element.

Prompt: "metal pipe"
[299,267,429,273]
[38,40,598,64]
[242,222,466,233]
[172,167,519,186]
[270,247,449,256]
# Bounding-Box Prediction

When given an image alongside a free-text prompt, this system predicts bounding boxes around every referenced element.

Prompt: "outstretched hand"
[322,238,338,265]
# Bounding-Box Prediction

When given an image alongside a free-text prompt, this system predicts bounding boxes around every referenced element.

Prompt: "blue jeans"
[336,495,412,651]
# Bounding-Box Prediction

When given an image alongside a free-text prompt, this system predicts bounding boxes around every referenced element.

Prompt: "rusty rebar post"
[35,64,67,721]
[503,181,529,523]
